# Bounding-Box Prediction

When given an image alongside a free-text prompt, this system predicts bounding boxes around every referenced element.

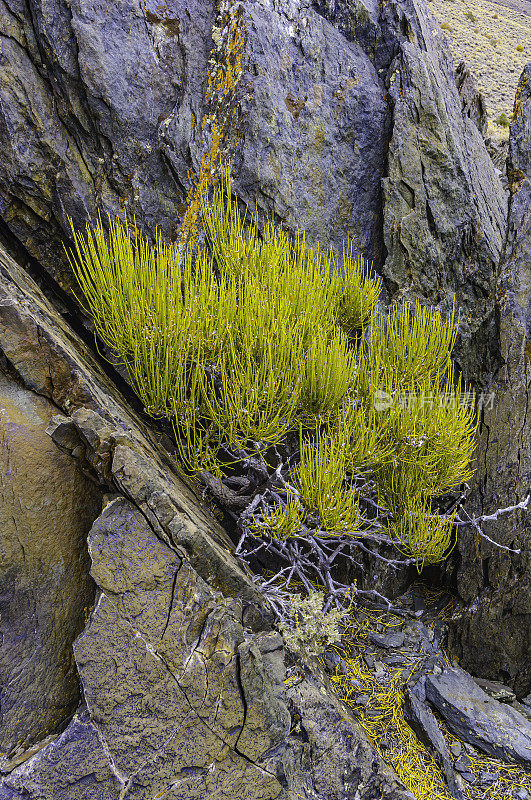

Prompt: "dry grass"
[427,0,531,140]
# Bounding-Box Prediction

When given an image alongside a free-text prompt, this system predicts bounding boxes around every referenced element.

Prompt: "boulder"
[0,371,101,769]
[425,667,531,766]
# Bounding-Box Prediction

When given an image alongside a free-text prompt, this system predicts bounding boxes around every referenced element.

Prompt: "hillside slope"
[428,0,531,139]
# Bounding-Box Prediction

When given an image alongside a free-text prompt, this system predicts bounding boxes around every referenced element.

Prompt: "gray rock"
[522,695,531,715]
[403,679,465,800]
[455,61,488,138]
[0,0,389,285]
[0,0,526,695]
[380,0,507,382]
[425,667,531,766]
[0,372,101,767]
[0,707,120,799]
[322,648,340,671]
[512,701,531,723]
[447,64,531,698]
[478,772,497,785]
[368,630,406,649]
[453,754,473,772]
[473,677,516,702]
[0,0,508,384]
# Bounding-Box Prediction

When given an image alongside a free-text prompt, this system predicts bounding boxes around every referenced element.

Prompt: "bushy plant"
[278,591,345,657]
[68,172,479,613]
[495,113,510,128]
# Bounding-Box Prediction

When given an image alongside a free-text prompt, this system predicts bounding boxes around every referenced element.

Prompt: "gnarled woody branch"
[206,445,531,623]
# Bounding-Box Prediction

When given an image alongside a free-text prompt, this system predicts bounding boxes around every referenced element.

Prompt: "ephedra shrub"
[67,174,478,617]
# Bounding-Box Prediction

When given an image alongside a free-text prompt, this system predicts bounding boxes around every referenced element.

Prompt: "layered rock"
[0,0,389,286]
[0,0,529,734]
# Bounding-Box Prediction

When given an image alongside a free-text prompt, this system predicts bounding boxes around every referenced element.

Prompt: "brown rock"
[0,372,101,766]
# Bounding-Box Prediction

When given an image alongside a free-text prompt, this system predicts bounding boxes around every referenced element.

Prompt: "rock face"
[0,0,506,337]
[0,372,101,769]
[0,0,389,285]
[379,0,507,379]
[447,64,531,698]
[454,62,488,139]
[0,247,416,799]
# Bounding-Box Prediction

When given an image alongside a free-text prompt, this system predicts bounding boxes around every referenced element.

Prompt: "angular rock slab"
[0,707,120,800]
[380,0,507,380]
[403,677,465,800]
[0,372,101,766]
[426,667,531,766]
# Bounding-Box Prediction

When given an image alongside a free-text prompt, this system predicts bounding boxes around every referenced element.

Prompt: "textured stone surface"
[0,371,100,768]
[380,0,508,380]
[0,0,389,284]
[227,0,389,263]
[0,0,529,778]
[447,63,531,697]
[0,707,120,799]
[425,667,531,766]
[0,244,257,604]
[0,0,505,315]
[455,61,488,138]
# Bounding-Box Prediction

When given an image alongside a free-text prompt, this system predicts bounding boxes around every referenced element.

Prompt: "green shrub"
[464,11,477,23]
[516,44,524,53]
[440,21,453,32]
[495,113,510,128]
[68,174,477,571]
[278,591,345,657]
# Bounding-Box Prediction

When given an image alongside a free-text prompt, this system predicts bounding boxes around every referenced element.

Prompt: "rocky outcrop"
[379,0,507,380]
[0,0,389,285]
[455,62,488,139]
[0,373,101,770]
[447,64,531,698]
[0,247,416,798]
[0,0,506,337]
